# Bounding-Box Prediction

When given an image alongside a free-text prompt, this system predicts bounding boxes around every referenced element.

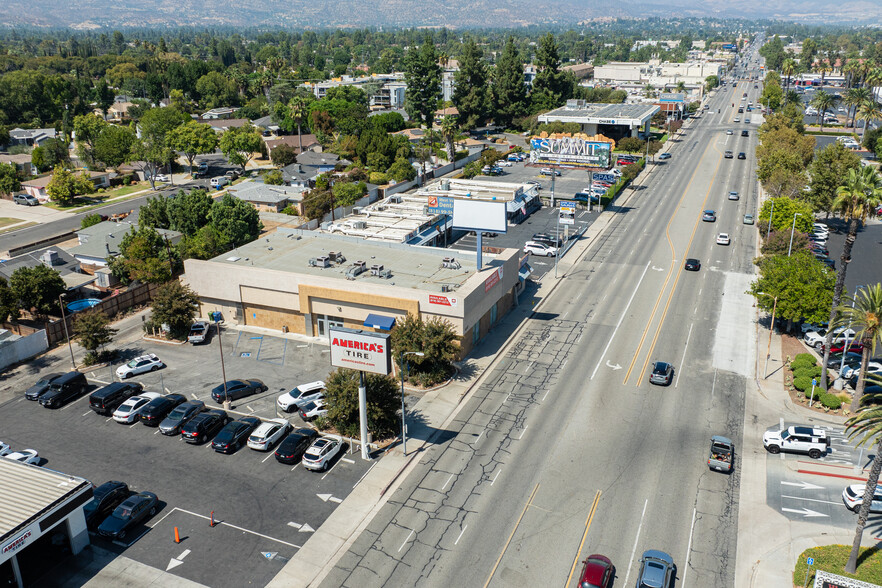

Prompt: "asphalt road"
[320,60,766,587]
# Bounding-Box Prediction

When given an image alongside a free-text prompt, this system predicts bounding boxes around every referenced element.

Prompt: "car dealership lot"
[0,329,373,587]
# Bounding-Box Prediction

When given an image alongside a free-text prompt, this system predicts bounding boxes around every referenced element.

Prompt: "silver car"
[637,550,675,588]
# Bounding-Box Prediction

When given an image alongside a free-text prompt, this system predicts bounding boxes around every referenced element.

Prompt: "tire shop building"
[0,460,92,587]
[183,228,526,356]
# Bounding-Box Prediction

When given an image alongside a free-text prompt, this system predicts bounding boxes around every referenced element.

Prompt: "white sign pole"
[359,370,369,460]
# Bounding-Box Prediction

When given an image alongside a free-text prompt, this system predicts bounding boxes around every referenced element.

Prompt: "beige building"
[594,60,723,87]
[183,229,526,356]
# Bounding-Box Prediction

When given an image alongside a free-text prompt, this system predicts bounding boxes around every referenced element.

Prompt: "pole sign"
[592,173,617,183]
[426,196,454,215]
[559,201,575,225]
[529,136,612,169]
[329,327,391,375]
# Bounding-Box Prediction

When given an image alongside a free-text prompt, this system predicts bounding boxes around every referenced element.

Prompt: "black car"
[140,394,187,427]
[97,492,158,540]
[684,258,701,271]
[827,352,863,370]
[25,373,63,401]
[211,416,262,454]
[83,481,130,531]
[737,152,746,159]
[210,379,267,403]
[741,130,749,137]
[181,409,229,444]
[532,233,563,247]
[158,400,205,435]
[275,428,319,464]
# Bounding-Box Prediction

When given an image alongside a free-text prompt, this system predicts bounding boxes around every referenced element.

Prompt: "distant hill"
[0,0,878,29]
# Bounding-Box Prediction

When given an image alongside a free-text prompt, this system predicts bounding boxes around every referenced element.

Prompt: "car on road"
[716,233,731,245]
[737,152,746,159]
[116,354,164,379]
[728,191,739,200]
[745,118,751,123]
[743,213,754,224]
[181,409,229,444]
[210,379,267,403]
[578,554,614,588]
[159,400,205,435]
[4,449,39,465]
[649,361,674,385]
[187,321,209,344]
[248,418,292,451]
[540,167,561,176]
[97,491,158,540]
[658,152,671,160]
[684,258,701,271]
[842,484,882,513]
[89,382,143,416]
[13,194,40,206]
[702,210,716,222]
[112,392,161,424]
[275,428,319,464]
[299,399,328,421]
[734,117,741,122]
[140,394,187,427]
[211,416,262,454]
[637,550,675,588]
[302,435,345,471]
[83,481,130,531]
[726,129,733,135]
[523,241,557,257]
[277,381,326,413]
[39,371,88,408]
[763,425,830,458]
[25,373,63,401]
[724,150,733,159]
[741,130,749,136]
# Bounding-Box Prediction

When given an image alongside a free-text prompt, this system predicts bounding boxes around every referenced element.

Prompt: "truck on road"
[708,435,734,473]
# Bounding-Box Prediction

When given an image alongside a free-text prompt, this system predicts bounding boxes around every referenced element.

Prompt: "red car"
[578,554,614,588]
[826,342,865,355]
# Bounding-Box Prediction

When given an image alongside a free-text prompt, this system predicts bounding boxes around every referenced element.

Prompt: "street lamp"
[211,313,230,410]
[766,199,775,237]
[399,351,424,456]
[839,286,864,378]
[57,293,76,370]
[756,291,779,379]
[787,212,802,257]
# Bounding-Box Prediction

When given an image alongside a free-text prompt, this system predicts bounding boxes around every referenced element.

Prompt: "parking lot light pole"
[758,292,779,379]
[214,316,230,410]
[766,199,775,237]
[58,294,76,370]
[787,213,802,256]
[399,351,424,456]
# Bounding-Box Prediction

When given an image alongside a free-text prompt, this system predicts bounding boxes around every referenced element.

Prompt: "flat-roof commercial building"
[594,60,723,88]
[537,100,660,142]
[183,229,525,356]
[0,460,93,587]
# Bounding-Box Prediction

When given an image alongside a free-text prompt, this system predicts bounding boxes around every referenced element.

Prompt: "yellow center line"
[484,483,540,588]
[564,490,602,588]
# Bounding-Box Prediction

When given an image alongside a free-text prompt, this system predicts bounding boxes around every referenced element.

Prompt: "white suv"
[804,327,855,349]
[524,241,557,257]
[277,381,325,413]
[763,425,830,459]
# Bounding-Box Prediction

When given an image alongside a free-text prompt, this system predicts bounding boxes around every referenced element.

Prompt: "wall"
[0,330,49,371]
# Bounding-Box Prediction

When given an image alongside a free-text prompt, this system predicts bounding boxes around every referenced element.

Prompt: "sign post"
[804,556,814,587]
[809,379,818,407]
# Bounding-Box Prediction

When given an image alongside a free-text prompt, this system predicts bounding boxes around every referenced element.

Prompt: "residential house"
[0,247,95,293]
[201,107,240,120]
[264,135,320,158]
[227,183,308,214]
[94,102,135,122]
[251,115,280,136]
[68,220,182,271]
[280,163,319,188]
[8,128,57,148]
[22,171,111,202]
[295,152,346,171]
[434,106,459,125]
[205,119,251,133]
[0,153,37,177]
[392,128,426,145]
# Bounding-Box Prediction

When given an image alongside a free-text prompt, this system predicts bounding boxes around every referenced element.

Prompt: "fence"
[0,330,49,372]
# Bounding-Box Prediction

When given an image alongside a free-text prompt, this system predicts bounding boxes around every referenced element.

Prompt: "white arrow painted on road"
[606,360,622,370]
[167,549,191,571]
[781,481,824,491]
[781,507,828,518]
[651,266,664,272]
[317,493,343,503]
[287,521,315,533]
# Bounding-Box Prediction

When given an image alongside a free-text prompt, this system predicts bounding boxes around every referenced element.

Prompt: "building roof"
[0,247,81,281]
[206,119,251,131]
[0,153,32,165]
[392,128,425,141]
[251,115,278,129]
[70,220,181,261]
[295,151,343,167]
[280,163,320,184]
[264,135,319,153]
[434,106,459,117]
[202,107,240,118]
[9,128,57,141]
[22,170,109,189]
[538,101,660,125]
[227,182,307,205]
[0,458,91,544]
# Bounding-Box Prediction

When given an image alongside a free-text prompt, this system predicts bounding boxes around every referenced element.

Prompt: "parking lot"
[0,324,374,587]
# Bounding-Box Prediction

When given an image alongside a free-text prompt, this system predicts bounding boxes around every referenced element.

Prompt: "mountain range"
[1,0,879,29]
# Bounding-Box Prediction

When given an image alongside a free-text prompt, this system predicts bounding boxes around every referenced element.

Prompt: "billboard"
[529,136,612,169]
[329,327,391,375]
[452,199,507,233]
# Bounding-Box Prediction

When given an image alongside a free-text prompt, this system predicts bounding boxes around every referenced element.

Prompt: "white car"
[302,435,345,471]
[842,484,882,512]
[112,392,161,424]
[842,362,882,382]
[4,449,39,465]
[187,321,209,344]
[247,418,292,451]
[540,167,561,176]
[298,399,328,420]
[716,233,731,245]
[0,441,10,456]
[762,425,829,458]
[497,160,513,167]
[804,327,855,349]
[277,381,326,413]
[152,174,169,183]
[524,241,557,257]
[116,354,164,379]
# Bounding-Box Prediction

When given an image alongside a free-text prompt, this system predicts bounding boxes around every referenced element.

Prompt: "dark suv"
[89,382,143,415]
[181,410,229,444]
[39,371,88,408]
[211,417,262,454]
[83,481,130,530]
[159,400,205,435]
[140,394,187,427]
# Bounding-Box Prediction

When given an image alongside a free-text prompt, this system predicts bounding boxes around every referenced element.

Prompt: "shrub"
[793,353,817,366]
[369,172,389,185]
[793,375,812,392]
[821,393,842,409]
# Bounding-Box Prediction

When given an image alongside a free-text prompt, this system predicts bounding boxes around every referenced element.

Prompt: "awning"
[364,314,396,331]
[518,264,533,281]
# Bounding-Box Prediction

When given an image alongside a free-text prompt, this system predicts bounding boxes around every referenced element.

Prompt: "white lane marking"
[442,474,454,491]
[82,411,91,417]
[291,464,299,472]
[623,499,649,588]
[677,323,694,389]
[172,506,301,547]
[473,429,485,446]
[455,525,468,546]
[491,469,501,486]
[317,493,342,503]
[780,481,824,490]
[711,369,717,400]
[398,529,415,553]
[682,507,697,588]
[591,261,652,380]
[781,507,828,518]
[542,389,550,401]
[518,426,528,440]
[781,495,842,506]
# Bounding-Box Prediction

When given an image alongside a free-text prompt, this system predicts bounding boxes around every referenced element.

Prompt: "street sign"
[812,379,818,387]
[807,557,814,565]
[559,200,576,208]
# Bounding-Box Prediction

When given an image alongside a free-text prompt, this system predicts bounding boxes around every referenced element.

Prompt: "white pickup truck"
[763,426,830,459]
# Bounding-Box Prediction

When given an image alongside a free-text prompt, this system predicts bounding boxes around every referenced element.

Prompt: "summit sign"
[529,136,612,169]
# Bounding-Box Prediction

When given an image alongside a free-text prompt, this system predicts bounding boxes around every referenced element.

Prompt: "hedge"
[794,375,813,392]
[794,353,817,366]
[794,365,822,381]
[791,358,815,373]
[821,394,843,409]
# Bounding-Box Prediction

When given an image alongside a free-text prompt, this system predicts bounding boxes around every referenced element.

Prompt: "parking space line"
[291,464,300,472]
[262,452,274,463]
[171,507,301,548]
[354,461,378,489]
[82,411,91,417]
[321,456,345,480]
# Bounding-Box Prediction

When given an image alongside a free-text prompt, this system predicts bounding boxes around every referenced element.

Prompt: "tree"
[302,188,334,221]
[9,265,65,319]
[452,38,490,129]
[270,143,299,168]
[757,197,815,237]
[195,71,239,110]
[439,115,458,163]
[0,276,20,324]
[322,368,401,439]
[387,158,416,182]
[332,181,366,207]
[810,90,838,130]
[218,124,263,172]
[821,166,882,389]
[167,120,219,175]
[618,137,645,154]
[208,193,262,247]
[73,114,108,168]
[705,75,719,92]
[73,309,118,365]
[843,87,872,128]
[81,213,104,229]
[530,33,573,113]
[93,124,136,168]
[168,188,213,236]
[404,37,442,128]
[138,195,170,230]
[31,138,69,173]
[149,281,200,338]
[109,225,177,285]
[781,58,797,100]
[760,230,812,257]
[807,142,862,215]
[835,285,882,412]
[263,169,284,185]
[390,314,459,386]
[756,126,815,190]
[45,167,94,206]
[749,251,835,329]
[759,78,783,110]
[492,37,528,129]
[856,100,882,144]
[0,163,21,197]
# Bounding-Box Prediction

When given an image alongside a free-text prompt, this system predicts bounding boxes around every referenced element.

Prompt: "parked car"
[658,152,671,160]
[716,233,731,245]
[181,410,229,444]
[210,379,267,403]
[116,354,164,379]
[649,362,674,385]
[298,399,328,421]
[13,194,40,206]
[83,481,130,530]
[89,382,143,416]
[762,425,830,458]
[97,492,159,540]
[187,321,210,344]
[842,362,882,382]
[539,167,561,176]
[112,392,161,424]
[523,241,557,257]
[224,170,240,180]
[139,394,188,427]
[274,428,319,464]
[39,371,88,408]
[25,373,63,401]
[302,435,345,471]
[531,233,563,247]
[4,449,39,465]
[826,342,865,355]
[277,381,326,413]
[212,417,262,454]
[158,400,205,435]
[637,550,675,588]
[684,258,701,271]
[248,418,292,451]
[578,554,614,588]
[702,210,716,222]
[804,327,855,349]
[842,484,882,513]
[827,353,863,370]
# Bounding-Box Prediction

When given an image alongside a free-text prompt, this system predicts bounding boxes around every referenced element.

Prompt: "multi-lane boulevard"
[320,57,766,587]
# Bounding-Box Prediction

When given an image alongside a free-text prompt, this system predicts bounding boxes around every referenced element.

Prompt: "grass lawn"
[0,221,36,234]
[0,217,24,229]
[794,544,882,586]
[43,183,152,212]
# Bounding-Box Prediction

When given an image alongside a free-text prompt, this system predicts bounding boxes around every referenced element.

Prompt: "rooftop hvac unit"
[39,249,61,266]
[308,256,330,268]
[95,267,118,289]
[441,257,461,270]
[441,180,450,191]
[346,260,367,280]
[441,284,451,292]
[378,269,392,279]
[320,221,333,231]
[370,264,384,276]
[352,207,363,215]
[328,251,345,263]
[352,221,367,229]
[389,196,402,204]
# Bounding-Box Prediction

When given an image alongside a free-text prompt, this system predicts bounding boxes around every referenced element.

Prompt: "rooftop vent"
[351,220,367,230]
[309,256,330,268]
[352,206,363,215]
[370,264,384,276]
[389,196,403,204]
[346,260,367,280]
[40,250,61,267]
[441,257,461,270]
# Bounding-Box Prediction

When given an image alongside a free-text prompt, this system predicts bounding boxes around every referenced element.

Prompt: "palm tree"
[810,90,837,131]
[842,379,882,574]
[855,99,882,144]
[844,87,872,128]
[675,81,686,94]
[835,285,882,411]
[781,58,796,101]
[643,84,655,98]
[820,167,882,390]
[439,115,459,163]
[286,96,308,154]
[865,66,882,90]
